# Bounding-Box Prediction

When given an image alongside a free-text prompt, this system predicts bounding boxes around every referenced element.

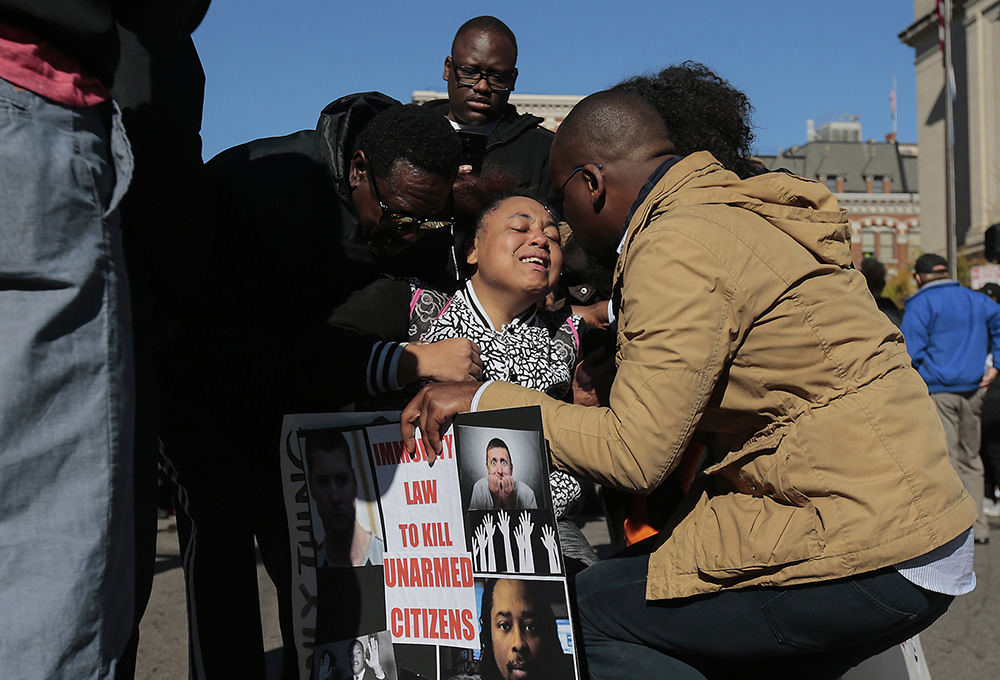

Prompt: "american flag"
[936,0,946,56]
[936,0,957,99]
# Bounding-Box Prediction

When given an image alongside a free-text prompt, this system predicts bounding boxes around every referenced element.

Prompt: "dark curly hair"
[614,61,758,178]
[355,104,462,180]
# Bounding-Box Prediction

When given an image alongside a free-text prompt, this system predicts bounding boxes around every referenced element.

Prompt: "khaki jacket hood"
[619,152,852,277]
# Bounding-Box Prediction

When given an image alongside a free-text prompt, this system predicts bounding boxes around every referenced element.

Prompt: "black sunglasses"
[369,172,454,234]
[450,58,516,92]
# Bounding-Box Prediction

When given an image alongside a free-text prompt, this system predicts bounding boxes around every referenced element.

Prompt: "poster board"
[280,407,581,680]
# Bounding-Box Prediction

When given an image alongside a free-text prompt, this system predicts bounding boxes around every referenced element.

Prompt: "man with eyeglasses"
[421,15,554,200]
[157,98,483,679]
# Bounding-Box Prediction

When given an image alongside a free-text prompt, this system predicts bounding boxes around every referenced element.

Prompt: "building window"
[909,230,922,258]
[820,175,837,192]
[879,231,895,261]
[872,176,885,193]
[861,229,876,258]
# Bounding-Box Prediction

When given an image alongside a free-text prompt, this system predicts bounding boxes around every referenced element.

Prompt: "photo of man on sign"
[469,437,538,511]
[304,428,385,567]
[477,578,575,680]
[458,426,546,513]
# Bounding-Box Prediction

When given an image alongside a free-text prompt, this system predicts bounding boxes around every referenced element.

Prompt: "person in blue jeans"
[0,4,207,677]
[0,16,135,680]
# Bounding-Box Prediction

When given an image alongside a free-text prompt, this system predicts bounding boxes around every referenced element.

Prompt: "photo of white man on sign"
[304,428,385,568]
[301,427,388,645]
[455,414,560,577]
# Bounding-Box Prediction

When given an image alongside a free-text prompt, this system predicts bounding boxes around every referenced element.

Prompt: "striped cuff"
[365,341,409,394]
[470,380,495,411]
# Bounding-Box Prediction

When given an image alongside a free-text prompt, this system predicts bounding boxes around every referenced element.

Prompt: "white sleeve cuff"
[606,299,616,325]
[470,380,495,412]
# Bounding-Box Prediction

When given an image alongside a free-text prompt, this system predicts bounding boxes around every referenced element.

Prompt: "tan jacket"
[479,152,976,600]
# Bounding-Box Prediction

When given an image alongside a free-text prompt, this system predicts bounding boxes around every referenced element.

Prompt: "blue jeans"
[575,539,953,680]
[0,76,135,679]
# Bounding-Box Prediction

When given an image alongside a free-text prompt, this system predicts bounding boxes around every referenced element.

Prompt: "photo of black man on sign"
[313,630,398,680]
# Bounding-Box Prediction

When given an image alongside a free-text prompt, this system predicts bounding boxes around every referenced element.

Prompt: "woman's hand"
[397,338,483,385]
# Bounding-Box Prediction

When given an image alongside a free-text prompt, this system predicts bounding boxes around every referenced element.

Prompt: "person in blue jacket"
[901,252,1000,544]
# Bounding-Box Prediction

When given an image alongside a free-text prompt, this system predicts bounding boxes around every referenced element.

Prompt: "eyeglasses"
[558,163,602,194]
[450,58,517,92]
[549,163,603,220]
[369,172,454,233]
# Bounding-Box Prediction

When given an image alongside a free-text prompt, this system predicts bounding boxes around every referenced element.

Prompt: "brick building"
[757,119,921,272]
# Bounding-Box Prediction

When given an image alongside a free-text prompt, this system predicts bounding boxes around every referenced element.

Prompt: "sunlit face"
[467,197,562,301]
[550,141,620,269]
[350,640,365,675]
[486,446,512,480]
[350,157,454,256]
[309,447,357,536]
[490,580,546,680]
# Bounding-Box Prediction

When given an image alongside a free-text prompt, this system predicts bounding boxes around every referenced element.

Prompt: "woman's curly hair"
[614,61,759,178]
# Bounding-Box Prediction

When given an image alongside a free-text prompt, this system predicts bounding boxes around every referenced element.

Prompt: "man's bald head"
[553,90,675,166]
[550,90,679,267]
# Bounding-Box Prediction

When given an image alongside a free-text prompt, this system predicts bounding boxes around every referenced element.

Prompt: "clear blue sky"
[193,1,924,161]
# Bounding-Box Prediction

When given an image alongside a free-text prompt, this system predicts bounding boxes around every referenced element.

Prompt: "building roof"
[758,140,918,193]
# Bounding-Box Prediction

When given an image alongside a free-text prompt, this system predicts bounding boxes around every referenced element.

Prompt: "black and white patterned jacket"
[329,277,585,520]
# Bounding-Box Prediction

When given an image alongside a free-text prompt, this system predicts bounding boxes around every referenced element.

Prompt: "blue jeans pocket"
[0,77,33,117]
[761,571,920,652]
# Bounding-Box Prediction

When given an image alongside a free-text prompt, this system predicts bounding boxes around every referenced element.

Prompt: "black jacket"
[162,92,454,423]
[422,99,554,200]
[0,0,209,86]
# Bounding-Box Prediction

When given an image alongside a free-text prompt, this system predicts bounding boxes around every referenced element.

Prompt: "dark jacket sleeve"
[327,277,412,340]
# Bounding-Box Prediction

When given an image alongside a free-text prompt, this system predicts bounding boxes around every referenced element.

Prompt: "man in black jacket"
[159,98,476,680]
[423,15,554,200]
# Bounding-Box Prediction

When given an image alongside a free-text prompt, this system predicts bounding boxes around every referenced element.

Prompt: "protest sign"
[281,407,580,680]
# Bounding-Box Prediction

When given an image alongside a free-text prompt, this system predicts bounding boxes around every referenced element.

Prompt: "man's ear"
[583,163,607,213]
[349,150,367,190]
[509,67,518,92]
[443,56,452,83]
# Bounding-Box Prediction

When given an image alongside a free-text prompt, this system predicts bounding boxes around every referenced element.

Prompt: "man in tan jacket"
[401,83,977,679]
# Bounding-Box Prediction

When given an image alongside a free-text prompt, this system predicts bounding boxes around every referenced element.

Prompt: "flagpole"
[892,76,898,136]
[943,0,958,278]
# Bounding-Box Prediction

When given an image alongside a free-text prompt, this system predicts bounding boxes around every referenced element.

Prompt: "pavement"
[136,512,1000,679]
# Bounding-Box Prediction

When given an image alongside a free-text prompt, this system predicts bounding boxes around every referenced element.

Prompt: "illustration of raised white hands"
[470,534,481,570]
[482,514,497,572]
[513,512,535,573]
[497,509,514,572]
[541,524,560,573]
[473,525,489,570]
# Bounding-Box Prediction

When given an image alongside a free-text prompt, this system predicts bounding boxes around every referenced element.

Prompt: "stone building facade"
[899,0,1000,257]
[411,90,582,132]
